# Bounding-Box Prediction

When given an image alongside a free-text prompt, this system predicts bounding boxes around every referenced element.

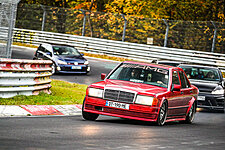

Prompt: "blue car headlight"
[57,60,67,65]
[84,61,89,65]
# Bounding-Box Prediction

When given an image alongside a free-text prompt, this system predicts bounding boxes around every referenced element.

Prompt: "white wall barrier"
[10,28,225,70]
[0,58,52,98]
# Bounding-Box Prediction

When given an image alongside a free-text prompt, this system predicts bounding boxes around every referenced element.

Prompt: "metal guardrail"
[1,27,225,67]
[10,28,225,69]
[0,58,52,98]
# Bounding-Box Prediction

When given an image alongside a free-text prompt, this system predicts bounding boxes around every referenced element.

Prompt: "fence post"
[162,19,169,47]
[6,1,20,58]
[211,21,217,53]
[81,9,86,36]
[121,14,127,42]
[41,5,46,31]
[0,8,2,25]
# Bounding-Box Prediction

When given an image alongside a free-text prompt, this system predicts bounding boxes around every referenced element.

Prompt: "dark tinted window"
[179,71,190,88]
[108,63,169,88]
[181,66,220,81]
[53,46,80,56]
[172,71,180,85]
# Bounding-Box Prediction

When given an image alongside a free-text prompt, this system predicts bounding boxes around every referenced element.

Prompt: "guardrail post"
[41,5,46,31]
[211,21,217,53]
[81,9,86,36]
[162,19,169,47]
[121,14,127,42]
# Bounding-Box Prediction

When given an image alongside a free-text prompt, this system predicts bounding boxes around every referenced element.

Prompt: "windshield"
[181,66,220,81]
[108,63,169,88]
[53,46,81,56]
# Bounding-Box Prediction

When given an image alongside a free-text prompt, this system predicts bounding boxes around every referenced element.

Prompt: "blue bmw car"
[33,43,90,74]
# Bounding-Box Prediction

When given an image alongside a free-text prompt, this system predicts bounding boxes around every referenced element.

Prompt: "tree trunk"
[87,0,94,37]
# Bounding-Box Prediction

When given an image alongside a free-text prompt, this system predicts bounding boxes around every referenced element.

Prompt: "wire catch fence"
[13,3,225,54]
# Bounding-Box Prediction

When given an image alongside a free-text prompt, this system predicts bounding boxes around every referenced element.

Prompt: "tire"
[156,100,167,126]
[82,99,99,121]
[184,103,196,124]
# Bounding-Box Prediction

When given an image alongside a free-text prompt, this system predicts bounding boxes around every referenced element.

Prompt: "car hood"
[55,55,86,62]
[189,79,220,93]
[95,79,167,96]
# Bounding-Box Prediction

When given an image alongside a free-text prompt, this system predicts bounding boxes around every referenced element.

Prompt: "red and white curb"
[0,105,82,117]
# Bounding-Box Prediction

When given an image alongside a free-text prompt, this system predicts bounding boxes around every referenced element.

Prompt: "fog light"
[57,67,61,71]
[87,66,90,72]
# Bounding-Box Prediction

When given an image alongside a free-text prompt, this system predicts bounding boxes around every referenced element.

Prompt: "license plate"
[198,96,205,101]
[105,101,129,110]
[71,66,81,69]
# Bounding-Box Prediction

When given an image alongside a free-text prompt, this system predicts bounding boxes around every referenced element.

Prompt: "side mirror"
[172,84,181,92]
[46,52,52,57]
[101,73,106,80]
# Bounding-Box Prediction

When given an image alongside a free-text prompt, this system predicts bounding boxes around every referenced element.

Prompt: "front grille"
[61,66,87,72]
[104,89,135,103]
[197,86,214,93]
[68,63,84,65]
[199,90,212,94]
[85,104,156,119]
[198,96,224,107]
[104,107,156,119]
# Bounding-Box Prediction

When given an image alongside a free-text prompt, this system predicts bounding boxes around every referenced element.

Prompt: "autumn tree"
[17,0,225,52]
[105,0,225,22]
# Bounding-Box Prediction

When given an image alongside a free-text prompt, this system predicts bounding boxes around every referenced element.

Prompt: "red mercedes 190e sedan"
[82,61,198,126]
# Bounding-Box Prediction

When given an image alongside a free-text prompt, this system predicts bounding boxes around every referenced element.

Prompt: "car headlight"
[57,60,67,65]
[84,61,89,65]
[135,95,155,106]
[211,86,224,95]
[88,88,103,98]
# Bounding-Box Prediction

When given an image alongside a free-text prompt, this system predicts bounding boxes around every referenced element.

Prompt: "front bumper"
[57,64,90,74]
[197,93,224,110]
[83,96,159,122]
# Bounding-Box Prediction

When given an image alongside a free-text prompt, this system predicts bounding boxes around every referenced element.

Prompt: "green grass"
[81,52,131,62]
[13,42,38,48]
[0,80,88,105]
